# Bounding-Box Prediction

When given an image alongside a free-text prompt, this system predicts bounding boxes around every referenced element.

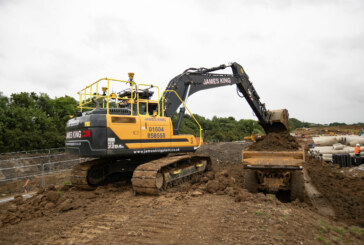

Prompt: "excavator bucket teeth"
[262,109,290,133]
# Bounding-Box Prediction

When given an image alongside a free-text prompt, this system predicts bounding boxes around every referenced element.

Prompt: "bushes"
[172,113,264,142]
[0,92,77,153]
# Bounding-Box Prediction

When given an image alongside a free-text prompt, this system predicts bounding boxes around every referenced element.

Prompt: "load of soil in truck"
[243,131,304,201]
[247,132,300,151]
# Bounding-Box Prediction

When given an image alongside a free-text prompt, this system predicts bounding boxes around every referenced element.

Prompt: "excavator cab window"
[139,103,147,115]
[136,84,160,117]
[148,103,158,116]
[137,102,159,116]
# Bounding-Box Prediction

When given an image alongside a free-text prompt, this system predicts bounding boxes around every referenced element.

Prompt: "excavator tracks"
[131,154,211,195]
[70,154,211,194]
[70,158,139,190]
[70,159,102,190]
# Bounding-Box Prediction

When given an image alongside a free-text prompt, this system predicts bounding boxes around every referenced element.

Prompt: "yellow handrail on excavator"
[162,90,203,149]
[77,78,137,115]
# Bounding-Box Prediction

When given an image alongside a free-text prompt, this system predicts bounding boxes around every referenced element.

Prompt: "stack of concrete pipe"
[308,135,364,162]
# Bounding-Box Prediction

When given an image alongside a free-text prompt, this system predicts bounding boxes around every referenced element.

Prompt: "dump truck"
[242,150,305,201]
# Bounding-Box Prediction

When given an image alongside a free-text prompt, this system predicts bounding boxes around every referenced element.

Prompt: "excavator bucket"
[261,109,290,133]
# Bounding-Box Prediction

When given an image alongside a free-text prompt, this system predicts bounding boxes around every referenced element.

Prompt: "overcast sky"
[0,0,363,124]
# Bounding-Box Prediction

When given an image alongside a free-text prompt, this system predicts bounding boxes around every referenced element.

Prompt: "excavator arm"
[161,62,289,134]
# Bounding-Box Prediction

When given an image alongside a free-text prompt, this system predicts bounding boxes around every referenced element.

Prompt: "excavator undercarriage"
[131,154,211,194]
[70,154,211,194]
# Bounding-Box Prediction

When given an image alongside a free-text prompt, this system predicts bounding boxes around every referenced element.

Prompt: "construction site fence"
[0,148,87,191]
[0,148,65,157]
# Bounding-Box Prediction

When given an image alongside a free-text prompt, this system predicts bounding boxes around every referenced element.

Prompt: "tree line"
[172,114,264,142]
[0,92,77,153]
[1,91,361,153]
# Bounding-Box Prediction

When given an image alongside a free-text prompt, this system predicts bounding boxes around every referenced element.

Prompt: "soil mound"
[203,170,257,203]
[0,180,132,227]
[162,161,259,202]
[247,132,300,151]
[197,142,248,165]
[0,184,85,226]
[167,163,272,204]
[306,157,364,227]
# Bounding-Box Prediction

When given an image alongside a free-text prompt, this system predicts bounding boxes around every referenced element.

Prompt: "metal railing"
[0,153,67,165]
[162,90,204,148]
[0,148,65,157]
[0,148,88,189]
[0,158,86,186]
[77,78,137,113]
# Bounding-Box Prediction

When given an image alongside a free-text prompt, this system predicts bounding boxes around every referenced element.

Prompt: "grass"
[267,194,276,201]
[317,236,330,245]
[63,180,72,185]
[316,222,362,245]
[56,190,62,195]
[348,226,363,234]
[319,220,329,227]
[255,211,263,216]
[331,226,345,235]
[317,220,358,245]
[319,220,345,235]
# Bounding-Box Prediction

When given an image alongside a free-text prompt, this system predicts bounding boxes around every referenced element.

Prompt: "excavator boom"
[162,62,289,134]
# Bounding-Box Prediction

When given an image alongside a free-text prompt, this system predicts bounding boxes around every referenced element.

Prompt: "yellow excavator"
[243,134,264,142]
[65,62,289,194]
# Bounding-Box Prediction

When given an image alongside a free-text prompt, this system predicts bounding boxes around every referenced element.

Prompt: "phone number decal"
[148,127,166,138]
[148,132,166,139]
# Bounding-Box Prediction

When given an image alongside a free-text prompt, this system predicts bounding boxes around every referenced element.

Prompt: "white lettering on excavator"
[67,120,79,127]
[203,78,232,86]
[66,131,81,139]
[107,138,124,149]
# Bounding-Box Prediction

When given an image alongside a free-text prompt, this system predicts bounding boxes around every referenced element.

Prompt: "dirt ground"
[0,171,72,196]
[306,157,364,227]
[0,142,363,245]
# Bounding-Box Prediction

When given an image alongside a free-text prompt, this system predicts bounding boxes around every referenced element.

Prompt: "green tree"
[171,113,264,142]
[329,122,347,126]
[0,92,77,153]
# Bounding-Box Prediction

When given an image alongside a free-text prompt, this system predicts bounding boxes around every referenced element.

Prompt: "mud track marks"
[44,213,127,244]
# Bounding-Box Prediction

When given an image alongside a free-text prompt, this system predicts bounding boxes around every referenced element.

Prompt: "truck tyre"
[244,170,258,193]
[290,170,304,202]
